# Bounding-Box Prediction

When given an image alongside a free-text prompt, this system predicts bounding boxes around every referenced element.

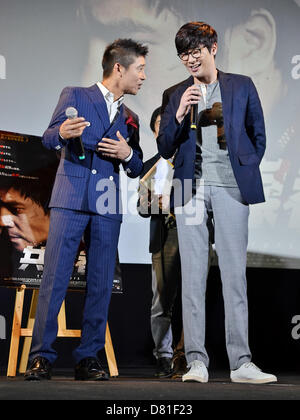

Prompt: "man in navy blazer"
[25,39,148,381]
[157,22,277,384]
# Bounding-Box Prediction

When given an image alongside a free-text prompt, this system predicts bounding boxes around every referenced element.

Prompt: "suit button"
[91,169,97,175]
[109,176,114,181]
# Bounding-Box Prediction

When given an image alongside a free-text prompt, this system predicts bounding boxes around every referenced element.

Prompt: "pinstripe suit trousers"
[29,208,121,364]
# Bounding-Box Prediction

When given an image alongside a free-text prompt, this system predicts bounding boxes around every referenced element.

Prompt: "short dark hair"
[175,22,218,55]
[0,167,57,214]
[150,107,161,133]
[102,38,148,78]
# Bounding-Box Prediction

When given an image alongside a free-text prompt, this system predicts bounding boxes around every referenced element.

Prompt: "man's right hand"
[59,117,90,140]
[176,85,202,124]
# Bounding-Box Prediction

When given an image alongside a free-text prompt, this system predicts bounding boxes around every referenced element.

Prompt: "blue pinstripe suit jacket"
[42,84,143,221]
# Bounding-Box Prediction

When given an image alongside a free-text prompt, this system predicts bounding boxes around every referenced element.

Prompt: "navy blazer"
[43,85,143,221]
[157,71,266,205]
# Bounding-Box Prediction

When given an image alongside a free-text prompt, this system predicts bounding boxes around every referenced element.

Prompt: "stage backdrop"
[0,0,299,268]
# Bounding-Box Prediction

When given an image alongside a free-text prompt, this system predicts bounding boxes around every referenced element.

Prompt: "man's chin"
[9,237,30,252]
[189,69,202,79]
[124,87,140,96]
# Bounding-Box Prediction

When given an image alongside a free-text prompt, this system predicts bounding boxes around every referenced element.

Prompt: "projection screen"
[0,0,299,267]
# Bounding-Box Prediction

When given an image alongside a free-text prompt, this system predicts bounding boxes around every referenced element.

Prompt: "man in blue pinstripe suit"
[25,39,148,381]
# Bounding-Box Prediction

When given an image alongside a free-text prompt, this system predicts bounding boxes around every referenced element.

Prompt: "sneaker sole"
[182,375,208,383]
[231,377,277,384]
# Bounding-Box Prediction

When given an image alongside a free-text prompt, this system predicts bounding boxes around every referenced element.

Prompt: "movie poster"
[0,130,122,292]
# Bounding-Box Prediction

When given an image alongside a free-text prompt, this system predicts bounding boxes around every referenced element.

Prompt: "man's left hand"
[97,131,131,160]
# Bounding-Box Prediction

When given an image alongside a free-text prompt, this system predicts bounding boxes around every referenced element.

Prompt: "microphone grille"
[65,106,78,119]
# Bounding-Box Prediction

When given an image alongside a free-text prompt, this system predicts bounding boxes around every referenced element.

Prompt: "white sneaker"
[231,362,277,384]
[182,360,209,383]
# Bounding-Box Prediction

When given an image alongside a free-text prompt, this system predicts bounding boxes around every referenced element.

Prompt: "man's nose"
[187,54,197,64]
[0,209,14,227]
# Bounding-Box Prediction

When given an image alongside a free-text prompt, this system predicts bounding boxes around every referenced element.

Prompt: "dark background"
[1,264,300,375]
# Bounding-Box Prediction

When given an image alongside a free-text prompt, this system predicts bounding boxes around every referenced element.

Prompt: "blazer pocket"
[238,152,260,166]
[56,160,87,178]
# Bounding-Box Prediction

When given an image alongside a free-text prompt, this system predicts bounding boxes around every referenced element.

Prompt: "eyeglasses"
[178,48,204,61]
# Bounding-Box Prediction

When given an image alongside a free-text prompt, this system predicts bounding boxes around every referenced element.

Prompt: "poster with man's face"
[0,131,58,287]
[77,0,300,267]
[0,130,126,292]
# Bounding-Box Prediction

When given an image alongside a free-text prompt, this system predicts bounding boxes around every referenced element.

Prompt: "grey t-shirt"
[194,81,238,188]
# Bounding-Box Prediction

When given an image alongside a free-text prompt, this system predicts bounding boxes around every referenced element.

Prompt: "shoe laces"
[244,362,261,371]
[189,360,206,369]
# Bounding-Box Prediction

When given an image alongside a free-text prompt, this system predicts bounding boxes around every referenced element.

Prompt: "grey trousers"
[175,185,252,370]
[151,225,181,359]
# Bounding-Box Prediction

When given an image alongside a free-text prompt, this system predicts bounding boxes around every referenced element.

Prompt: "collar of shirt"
[97,82,124,123]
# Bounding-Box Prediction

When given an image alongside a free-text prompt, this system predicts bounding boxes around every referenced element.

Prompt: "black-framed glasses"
[178,48,204,61]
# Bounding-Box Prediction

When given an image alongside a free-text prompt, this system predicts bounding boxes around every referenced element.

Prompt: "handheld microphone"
[65,106,86,160]
[190,103,198,130]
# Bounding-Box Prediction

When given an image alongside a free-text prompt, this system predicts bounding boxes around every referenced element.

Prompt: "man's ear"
[225,8,276,74]
[114,62,123,77]
[246,9,276,68]
[211,42,218,57]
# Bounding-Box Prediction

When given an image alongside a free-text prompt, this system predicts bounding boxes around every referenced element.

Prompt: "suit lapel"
[113,103,127,132]
[84,84,111,132]
[218,70,233,140]
[179,76,194,97]
[104,103,128,138]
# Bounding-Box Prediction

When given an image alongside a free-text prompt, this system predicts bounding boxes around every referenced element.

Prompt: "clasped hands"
[59,117,131,160]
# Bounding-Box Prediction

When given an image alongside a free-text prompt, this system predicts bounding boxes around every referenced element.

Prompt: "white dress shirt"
[97,82,133,162]
[97,82,124,123]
